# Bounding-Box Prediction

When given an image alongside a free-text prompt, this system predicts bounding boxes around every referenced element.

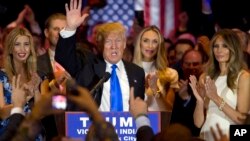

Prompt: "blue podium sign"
[65,112,161,140]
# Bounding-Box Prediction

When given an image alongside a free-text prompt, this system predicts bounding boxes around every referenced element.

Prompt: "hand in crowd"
[55,70,71,86]
[7,5,35,28]
[11,75,26,108]
[31,79,64,120]
[178,79,189,100]
[0,75,27,119]
[189,75,205,103]
[10,78,69,141]
[23,5,36,24]
[11,79,64,141]
[67,84,97,112]
[210,123,229,141]
[145,74,150,89]
[129,87,148,118]
[204,76,218,101]
[23,72,42,102]
[14,6,27,26]
[30,72,42,90]
[0,82,4,108]
[36,46,47,56]
[146,73,159,97]
[67,82,104,123]
[65,0,89,31]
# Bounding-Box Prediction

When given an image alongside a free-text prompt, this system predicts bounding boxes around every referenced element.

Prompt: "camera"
[52,94,67,110]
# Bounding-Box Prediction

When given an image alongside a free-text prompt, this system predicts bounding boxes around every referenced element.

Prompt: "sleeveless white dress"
[200,72,243,141]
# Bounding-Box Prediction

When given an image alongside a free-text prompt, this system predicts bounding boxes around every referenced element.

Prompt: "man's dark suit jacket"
[55,34,145,109]
[0,114,24,141]
[37,51,54,81]
[37,52,60,140]
[171,92,201,136]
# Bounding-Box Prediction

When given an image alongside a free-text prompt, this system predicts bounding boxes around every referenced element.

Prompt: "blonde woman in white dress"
[189,29,250,141]
[133,25,179,112]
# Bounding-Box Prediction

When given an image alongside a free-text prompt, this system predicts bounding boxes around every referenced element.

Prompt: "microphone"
[90,72,111,94]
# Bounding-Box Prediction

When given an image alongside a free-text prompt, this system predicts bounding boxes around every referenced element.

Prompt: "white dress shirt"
[99,60,130,111]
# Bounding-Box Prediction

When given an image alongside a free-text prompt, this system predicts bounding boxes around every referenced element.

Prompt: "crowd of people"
[1,0,250,141]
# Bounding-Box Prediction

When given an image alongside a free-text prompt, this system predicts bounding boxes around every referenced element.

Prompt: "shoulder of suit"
[123,60,144,70]
[123,60,144,74]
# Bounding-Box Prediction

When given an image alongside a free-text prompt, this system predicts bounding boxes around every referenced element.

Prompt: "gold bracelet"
[219,98,226,111]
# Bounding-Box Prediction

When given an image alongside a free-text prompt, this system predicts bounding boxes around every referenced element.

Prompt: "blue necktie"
[110,64,123,111]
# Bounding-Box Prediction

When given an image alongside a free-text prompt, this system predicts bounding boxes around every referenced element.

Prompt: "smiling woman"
[2,27,42,107]
[0,27,43,138]
[4,27,37,81]
[2,27,43,112]
[12,36,31,62]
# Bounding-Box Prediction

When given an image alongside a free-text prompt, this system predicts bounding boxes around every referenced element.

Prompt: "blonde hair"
[44,13,66,29]
[133,25,168,71]
[4,27,37,80]
[95,22,126,53]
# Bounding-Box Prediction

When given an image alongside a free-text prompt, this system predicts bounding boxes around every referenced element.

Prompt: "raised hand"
[146,73,159,97]
[65,0,89,31]
[55,70,71,86]
[11,75,26,108]
[67,84,98,113]
[178,79,189,99]
[24,5,36,24]
[67,84,104,122]
[149,74,158,90]
[211,123,229,141]
[204,76,218,101]
[14,6,27,25]
[129,87,148,118]
[29,79,64,120]
[189,75,204,103]
[30,72,42,90]
[22,72,41,102]
[23,72,41,92]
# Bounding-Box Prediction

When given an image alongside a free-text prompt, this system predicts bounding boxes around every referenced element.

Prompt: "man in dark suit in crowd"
[55,0,145,111]
[37,13,68,81]
[36,13,69,139]
[171,49,203,136]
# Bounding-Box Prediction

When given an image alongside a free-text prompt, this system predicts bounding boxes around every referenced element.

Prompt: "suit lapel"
[123,61,133,87]
[93,60,133,86]
[93,59,106,79]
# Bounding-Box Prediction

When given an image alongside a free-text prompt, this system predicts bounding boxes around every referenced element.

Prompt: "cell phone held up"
[52,94,67,110]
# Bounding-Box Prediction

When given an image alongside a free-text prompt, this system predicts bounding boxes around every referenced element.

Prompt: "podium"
[54,111,172,140]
